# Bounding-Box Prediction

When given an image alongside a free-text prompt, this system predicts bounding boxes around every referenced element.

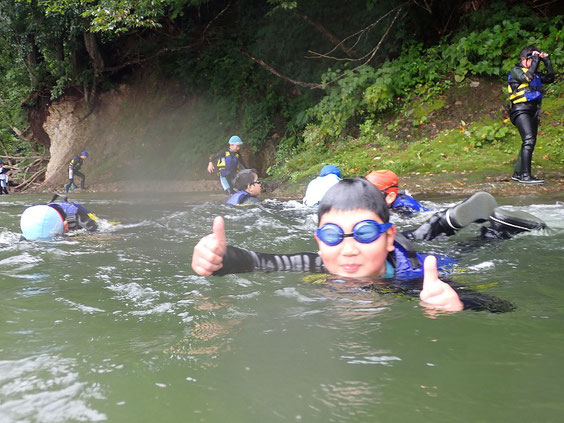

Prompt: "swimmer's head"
[20,205,65,241]
[233,169,258,191]
[317,178,389,223]
[319,165,341,179]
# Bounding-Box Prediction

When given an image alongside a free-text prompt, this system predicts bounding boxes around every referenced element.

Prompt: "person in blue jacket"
[192,178,514,313]
[366,169,429,215]
[507,45,554,184]
[207,135,247,194]
[20,194,98,241]
[226,169,262,206]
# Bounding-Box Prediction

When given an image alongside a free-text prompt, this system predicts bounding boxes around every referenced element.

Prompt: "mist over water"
[1,191,564,422]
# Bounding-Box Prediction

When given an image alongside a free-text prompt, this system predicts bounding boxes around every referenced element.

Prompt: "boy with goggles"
[192,178,514,313]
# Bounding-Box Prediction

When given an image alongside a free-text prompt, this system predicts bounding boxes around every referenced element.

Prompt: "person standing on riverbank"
[0,161,9,195]
[207,135,247,194]
[507,45,554,184]
[64,151,89,192]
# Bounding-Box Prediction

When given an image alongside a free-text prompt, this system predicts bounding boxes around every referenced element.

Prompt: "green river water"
[1,191,564,422]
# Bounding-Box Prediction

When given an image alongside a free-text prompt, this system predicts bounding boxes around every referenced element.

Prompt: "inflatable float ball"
[20,205,64,240]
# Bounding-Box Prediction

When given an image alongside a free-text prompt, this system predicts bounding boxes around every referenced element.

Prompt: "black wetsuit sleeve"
[213,246,325,275]
[76,209,97,232]
[390,277,515,313]
[540,56,555,84]
[457,289,515,313]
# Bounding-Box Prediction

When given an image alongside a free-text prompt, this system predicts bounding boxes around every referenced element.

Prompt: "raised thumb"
[423,255,439,288]
[212,216,226,244]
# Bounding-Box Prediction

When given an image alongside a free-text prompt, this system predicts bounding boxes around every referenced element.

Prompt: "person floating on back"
[20,194,98,241]
[226,169,262,206]
[365,169,546,241]
[207,135,247,194]
[302,165,342,207]
[65,151,89,192]
[507,45,554,184]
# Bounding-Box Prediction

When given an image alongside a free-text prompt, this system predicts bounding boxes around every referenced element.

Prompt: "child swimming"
[191,178,520,313]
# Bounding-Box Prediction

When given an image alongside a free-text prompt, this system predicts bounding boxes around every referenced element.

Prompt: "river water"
[1,190,564,422]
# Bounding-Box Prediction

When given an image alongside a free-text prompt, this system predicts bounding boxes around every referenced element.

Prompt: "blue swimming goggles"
[316,220,393,246]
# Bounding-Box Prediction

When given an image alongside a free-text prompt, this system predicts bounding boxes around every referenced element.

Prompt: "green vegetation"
[0,0,562,188]
[268,5,563,183]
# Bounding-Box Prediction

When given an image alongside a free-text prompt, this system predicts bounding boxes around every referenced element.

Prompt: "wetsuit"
[211,241,514,313]
[507,55,554,180]
[65,156,86,191]
[0,165,8,194]
[47,198,97,232]
[391,192,430,215]
[209,148,246,193]
[226,190,260,206]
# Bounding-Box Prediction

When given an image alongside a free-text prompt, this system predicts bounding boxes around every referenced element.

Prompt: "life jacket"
[69,156,83,171]
[507,67,543,106]
[226,190,250,206]
[392,192,430,213]
[216,149,240,176]
[390,233,457,279]
[48,195,94,230]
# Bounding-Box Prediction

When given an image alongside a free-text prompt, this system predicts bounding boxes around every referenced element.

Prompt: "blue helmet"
[81,151,89,157]
[320,165,341,178]
[20,205,64,241]
[228,136,242,145]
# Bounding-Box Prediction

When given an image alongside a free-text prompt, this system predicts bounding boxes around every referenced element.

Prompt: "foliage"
[272,3,563,180]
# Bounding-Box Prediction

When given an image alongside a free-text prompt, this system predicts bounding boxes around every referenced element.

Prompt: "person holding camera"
[507,45,554,184]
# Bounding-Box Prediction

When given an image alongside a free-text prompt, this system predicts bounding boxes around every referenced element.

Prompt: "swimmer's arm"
[214,246,324,276]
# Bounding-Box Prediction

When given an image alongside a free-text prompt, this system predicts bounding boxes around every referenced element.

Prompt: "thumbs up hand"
[191,216,227,276]
[419,255,463,313]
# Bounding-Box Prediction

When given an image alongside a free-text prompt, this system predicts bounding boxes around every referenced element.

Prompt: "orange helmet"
[365,170,399,195]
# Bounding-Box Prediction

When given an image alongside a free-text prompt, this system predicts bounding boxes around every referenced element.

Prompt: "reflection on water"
[1,192,564,422]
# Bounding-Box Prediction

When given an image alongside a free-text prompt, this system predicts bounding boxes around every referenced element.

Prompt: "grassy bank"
[267,77,564,195]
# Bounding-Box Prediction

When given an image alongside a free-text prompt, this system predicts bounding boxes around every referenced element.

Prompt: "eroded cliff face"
[37,75,274,191]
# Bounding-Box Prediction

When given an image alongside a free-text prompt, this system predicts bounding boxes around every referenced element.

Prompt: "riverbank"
[25,168,564,202]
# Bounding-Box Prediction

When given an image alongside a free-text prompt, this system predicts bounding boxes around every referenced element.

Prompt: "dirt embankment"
[28,74,564,199]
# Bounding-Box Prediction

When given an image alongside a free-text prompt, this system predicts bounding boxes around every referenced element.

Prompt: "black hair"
[520,45,539,59]
[317,177,390,224]
[233,169,258,191]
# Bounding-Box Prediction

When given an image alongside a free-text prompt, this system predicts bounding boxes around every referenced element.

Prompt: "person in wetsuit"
[366,169,429,215]
[226,169,262,206]
[207,135,247,194]
[65,151,89,192]
[20,194,98,240]
[192,178,515,313]
[507,45,555,184]
[365,169,546,241]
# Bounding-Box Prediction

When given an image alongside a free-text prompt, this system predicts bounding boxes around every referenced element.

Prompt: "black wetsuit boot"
[404,192,498,241]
